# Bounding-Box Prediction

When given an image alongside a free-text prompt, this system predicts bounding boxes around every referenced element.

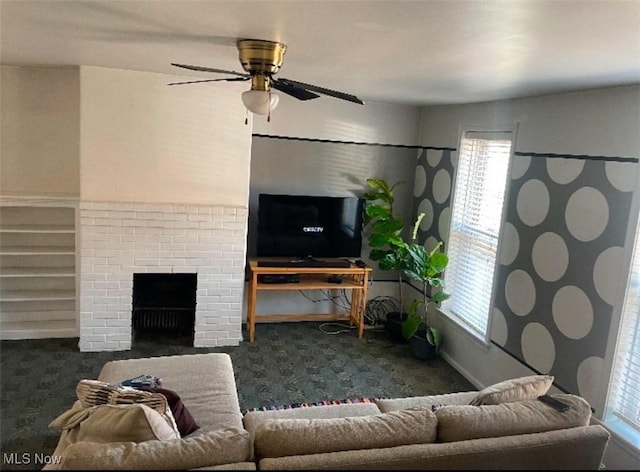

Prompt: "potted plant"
[362,178,409,342]
[401,213,450,360]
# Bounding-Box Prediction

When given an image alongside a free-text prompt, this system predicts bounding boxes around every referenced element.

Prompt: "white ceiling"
[2,0,639,106]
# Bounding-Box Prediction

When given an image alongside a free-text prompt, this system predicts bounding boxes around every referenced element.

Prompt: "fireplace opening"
[132,273,197,345]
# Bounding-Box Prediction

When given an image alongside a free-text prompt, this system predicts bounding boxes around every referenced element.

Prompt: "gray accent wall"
[248,135,419,279]
[412,149,638,397]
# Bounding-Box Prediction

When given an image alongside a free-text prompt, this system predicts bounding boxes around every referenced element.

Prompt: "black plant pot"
[409,329,438,360]
[385,312,408,344]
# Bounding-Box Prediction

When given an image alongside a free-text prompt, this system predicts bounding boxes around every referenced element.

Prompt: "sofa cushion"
[436,394,591,442]
[375,391,478,413]
[254,408,437,458]
[56,428,252,470]
[244,402,381,434]
[50,403,180,444]
[469,375,554,405]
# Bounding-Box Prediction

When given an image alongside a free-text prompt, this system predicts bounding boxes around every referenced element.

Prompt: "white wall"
[417,85,640,469]
[80,66,252,206]
[253,96,422,146]
[420,85,640,156]
[1,66,80,197]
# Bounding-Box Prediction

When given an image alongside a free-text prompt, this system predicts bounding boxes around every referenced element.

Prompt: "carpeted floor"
[0,322,474,470]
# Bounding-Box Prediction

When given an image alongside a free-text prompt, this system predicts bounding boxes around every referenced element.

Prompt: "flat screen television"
[257,193,364,259]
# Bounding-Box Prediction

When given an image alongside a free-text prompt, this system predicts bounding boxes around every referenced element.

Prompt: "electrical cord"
[364,296,400,326]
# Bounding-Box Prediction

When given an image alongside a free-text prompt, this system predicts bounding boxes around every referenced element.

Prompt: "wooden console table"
[246,258,372,342]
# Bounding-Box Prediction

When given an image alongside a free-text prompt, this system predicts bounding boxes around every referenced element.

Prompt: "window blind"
[608,216,640,436]
[442,131,513,338]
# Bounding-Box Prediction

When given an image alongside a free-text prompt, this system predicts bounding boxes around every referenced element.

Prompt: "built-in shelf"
[0,224,75,233]
[0,204,78,340]
[0,267,75,277]
[0,246,76,255]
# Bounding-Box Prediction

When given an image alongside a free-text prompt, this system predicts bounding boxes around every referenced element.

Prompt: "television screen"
[257,194,364,258]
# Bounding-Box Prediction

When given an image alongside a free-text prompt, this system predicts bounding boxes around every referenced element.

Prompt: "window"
[606,215,640,448]
[442,131,514,339]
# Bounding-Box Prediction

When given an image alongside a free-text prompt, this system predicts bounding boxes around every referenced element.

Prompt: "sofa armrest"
[56,428,252,470]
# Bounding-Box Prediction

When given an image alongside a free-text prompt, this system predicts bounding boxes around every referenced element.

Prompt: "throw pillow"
[51,403,180,443]
[469,375,554,406]
[57,429,252,470]
[253,408,437,459]
[437,394,591,442]
[75,379,180,436]
[136,386,199,436]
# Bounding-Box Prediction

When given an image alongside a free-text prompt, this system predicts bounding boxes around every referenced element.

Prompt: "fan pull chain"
[244,108,249,126]
[267,90,272,123]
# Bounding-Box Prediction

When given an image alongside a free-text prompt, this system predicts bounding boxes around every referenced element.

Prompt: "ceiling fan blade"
[271,79,320,101]
[168,77,249,86]
[277,78,364,105]
[171,63,248,78]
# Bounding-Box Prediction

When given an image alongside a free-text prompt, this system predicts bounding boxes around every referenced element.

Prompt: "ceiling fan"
[169,39,364,121]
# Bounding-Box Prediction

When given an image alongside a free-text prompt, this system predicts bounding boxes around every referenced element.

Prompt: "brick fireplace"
[78,201,247,352]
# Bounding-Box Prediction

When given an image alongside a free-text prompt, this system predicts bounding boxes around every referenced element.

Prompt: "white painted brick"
[109,211,135,219]
[135,226,163,235]
[93,281,121,293]
[93,311,121,319]
[122,219,147,227]
[136,212,162,220]
[83,334,107,343]
[160,258,186,266]
[107,333,130,342]
[134,258,159,266]
[94,217,121,227]
[187,213,211,222]
[80,201,246,351]
[109,226,135,235]
[161,242,186,251]
[147,235,173,244]
[172,266,197,273]
[147,266,174,273]
[106,319,131,327]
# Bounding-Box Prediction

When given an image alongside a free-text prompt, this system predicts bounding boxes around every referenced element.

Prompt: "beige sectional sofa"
[47,353,610,470]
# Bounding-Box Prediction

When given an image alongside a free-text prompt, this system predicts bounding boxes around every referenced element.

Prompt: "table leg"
[358,271,369,339]
[247,272,258,342]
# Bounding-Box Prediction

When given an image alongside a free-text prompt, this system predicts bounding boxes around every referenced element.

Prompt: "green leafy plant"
[400,213,450,353]
[363,178,409,307]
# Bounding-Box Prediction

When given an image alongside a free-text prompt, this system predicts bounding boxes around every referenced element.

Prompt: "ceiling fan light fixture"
[241,89,279,115]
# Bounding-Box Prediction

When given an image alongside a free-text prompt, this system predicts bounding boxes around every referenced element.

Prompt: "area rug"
[243,396,380,414]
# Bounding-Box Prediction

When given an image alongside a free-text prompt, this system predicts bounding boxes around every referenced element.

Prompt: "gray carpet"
[0,322,474,470]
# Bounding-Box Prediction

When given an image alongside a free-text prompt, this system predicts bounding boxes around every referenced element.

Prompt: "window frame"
[440,126,518,343]
[602,168,640,452]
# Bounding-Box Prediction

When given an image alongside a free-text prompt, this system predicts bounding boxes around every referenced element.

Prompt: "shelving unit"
[246,258,371,342]
[0,204,77,339]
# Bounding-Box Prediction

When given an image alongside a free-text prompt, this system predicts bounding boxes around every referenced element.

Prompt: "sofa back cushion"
[254,408,437,458]
[436,394,591,442]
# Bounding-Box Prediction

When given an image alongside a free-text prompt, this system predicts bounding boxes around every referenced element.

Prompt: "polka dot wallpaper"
[412,147,637,397]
